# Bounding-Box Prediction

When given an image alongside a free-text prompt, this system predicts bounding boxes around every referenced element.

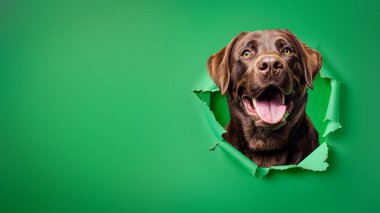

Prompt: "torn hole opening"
[194,71,341,177]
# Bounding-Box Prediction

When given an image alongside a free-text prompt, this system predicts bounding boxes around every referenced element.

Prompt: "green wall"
[0,0,379,212]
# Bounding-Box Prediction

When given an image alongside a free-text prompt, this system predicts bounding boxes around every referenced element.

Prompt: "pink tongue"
[255,98,286,124]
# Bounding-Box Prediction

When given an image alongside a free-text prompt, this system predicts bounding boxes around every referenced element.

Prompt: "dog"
[207,30,322,167]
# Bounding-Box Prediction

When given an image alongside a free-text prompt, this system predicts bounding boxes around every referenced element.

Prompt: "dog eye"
[241,50,252,59]
[283,47,293,55]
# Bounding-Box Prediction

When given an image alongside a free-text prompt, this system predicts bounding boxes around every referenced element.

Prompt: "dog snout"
[256,56,284,77]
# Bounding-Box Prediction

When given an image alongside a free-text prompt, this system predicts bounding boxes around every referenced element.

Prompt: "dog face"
[207,30,322,130]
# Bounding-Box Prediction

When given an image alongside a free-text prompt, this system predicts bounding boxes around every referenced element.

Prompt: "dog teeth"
[252,98,257,107]
[281,94,285,105]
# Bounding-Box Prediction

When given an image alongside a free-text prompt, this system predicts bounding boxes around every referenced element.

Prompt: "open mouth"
[242,86,291,125]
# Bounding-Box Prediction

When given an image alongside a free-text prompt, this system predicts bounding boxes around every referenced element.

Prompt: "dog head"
[207,30,322,131]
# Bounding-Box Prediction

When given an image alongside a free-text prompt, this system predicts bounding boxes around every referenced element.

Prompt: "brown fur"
[207,30,322,167]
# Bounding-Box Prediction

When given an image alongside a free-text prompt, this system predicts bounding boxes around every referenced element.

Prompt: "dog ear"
[207,33,244,95]
[298,41,322,89]
[285,30,322,89]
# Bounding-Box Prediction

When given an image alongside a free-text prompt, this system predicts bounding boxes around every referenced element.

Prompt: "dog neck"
[223,91,316,167]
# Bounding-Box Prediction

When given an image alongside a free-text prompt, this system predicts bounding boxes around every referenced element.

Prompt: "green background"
[0,0,379,212]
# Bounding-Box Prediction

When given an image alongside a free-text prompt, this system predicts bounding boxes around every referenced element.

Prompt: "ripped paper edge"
[193,60,341,177]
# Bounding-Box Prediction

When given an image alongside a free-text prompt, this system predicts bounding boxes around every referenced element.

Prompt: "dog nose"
[256,56,284,76]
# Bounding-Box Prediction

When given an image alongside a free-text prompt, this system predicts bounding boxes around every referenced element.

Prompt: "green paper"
[323,79,342,137]
[219,141,258,174]
[194,61,341,177]
[4,1,380,211]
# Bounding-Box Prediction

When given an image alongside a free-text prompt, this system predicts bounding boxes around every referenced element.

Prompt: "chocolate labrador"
[207,30,322,167]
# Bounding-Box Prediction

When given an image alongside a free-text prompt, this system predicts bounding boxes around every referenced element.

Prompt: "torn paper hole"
[193,64,341,177]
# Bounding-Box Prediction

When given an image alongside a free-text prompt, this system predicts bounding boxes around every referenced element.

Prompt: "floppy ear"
[298,41,322,89]
[286,31,322,89]
[207,33,244,95]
